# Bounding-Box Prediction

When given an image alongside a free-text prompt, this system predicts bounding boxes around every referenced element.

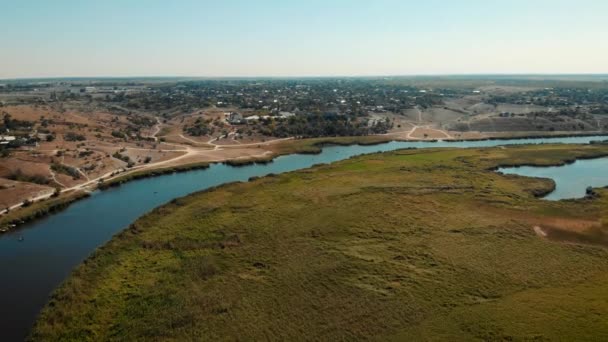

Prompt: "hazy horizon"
[2,0,608,79]
[4,73,608,82]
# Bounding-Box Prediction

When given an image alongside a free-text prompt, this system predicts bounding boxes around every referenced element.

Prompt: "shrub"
[8,169,50,185]
[78,150,94,158]
[51,163,81,180]
[64,132,86,141]
[112,152,131,163]
[112,131,126,139]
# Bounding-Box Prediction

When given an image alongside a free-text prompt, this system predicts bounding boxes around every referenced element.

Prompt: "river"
[1,135,607,340]
[498,157,608,200]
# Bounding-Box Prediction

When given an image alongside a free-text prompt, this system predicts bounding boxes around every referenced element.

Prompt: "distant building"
[225,112,244,124]
[278,111,295,119]
[0,135,16,146]
[374,105,386,113]
[36,133,50,141]
[0,135,16,143]
[367,118,381,127]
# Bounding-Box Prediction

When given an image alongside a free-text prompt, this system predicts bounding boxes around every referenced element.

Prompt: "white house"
[225,112,244,124]
[0,135,16,145]
[278,111,295,119]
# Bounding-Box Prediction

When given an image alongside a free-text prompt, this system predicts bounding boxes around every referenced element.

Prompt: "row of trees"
[1,113,33,132]
[255,113,393,138]
[184,118,213,136]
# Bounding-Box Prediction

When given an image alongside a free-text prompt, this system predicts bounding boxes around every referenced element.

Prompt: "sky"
[1,0,607,79]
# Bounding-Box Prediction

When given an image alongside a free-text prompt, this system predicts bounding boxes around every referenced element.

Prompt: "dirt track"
[0,136,293,214]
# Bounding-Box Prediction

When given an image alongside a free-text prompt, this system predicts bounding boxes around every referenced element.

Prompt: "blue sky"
[1,0,607,78]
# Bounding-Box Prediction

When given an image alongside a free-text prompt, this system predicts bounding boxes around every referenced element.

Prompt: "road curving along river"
[1,135,607,341]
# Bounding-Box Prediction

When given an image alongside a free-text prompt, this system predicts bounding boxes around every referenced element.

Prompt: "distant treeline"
[256,113,393,138]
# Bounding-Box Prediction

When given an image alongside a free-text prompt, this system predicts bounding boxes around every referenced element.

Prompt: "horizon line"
[2,72,608,82]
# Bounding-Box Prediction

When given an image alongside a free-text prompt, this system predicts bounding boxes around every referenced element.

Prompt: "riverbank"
[31,144,608,340]
[0,135,401,230]
[98,162,212,189]
[0,135,386,231]
[498,156,608,201]
[3,137,608,341]
[2,133,607,233]
[0,191,90,229]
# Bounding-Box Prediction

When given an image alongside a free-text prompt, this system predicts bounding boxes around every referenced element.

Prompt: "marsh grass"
[31,144,608,341]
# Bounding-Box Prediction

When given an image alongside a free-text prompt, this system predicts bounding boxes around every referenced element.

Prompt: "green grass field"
[31,144,608,341]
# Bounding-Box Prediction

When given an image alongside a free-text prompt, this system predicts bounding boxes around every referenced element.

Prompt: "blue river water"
[0,135,607,340]
[498,157,608,200]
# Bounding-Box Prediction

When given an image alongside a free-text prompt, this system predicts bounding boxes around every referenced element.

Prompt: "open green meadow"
[31,144,608,341]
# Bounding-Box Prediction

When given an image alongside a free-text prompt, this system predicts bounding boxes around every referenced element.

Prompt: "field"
[31,144,608,340]
[0,104,160,205]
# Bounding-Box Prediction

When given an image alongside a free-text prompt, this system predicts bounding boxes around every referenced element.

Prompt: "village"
[1,77,607,222]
